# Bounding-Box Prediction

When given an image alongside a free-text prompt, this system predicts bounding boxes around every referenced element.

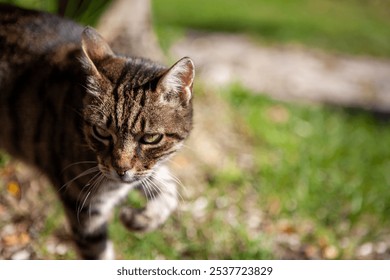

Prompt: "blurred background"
[1,0,390,259]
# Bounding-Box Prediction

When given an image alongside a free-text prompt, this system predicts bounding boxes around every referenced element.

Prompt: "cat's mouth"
[98,165,148,184]
[104,172,139,183]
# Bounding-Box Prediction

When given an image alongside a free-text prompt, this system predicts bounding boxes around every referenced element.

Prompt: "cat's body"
[0,4,194,259]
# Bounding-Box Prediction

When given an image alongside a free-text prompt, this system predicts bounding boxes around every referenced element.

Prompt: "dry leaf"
[7,181,21,199]
[3,232,30,247]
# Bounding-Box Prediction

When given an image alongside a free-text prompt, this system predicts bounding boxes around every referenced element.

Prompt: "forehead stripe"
[113,62,132,126]
[128,89,147,133]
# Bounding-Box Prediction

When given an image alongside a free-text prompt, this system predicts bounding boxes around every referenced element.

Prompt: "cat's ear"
[156,57,195,106]
[81,27,114,75]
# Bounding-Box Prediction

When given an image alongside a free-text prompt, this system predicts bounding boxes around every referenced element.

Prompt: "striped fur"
[0,4,194,259]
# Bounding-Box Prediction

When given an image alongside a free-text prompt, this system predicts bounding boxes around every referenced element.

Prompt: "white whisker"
[76,171,102,222]
[88,174,106,220]
[147,177,161,201]
[146,176,164,196]
[150,173,185,203]
[141,178,154,202]
[166,169,189,197]
[59,166,100,192]
[77,191,91,223]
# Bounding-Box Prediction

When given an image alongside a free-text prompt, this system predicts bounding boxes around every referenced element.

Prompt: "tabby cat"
[0,4,194,259]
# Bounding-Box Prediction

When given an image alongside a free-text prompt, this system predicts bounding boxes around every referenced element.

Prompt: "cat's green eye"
[92,125,112,141]
[140,134,163,145]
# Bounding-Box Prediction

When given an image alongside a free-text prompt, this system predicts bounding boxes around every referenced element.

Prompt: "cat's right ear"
[156,57,195,107]
[81,27,114,75]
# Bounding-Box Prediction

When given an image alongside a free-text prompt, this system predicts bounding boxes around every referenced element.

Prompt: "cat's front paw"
[119,206,162,233]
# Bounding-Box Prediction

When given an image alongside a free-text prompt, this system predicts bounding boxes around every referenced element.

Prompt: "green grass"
[221,86,390,257]
[152,0,390,57]
[0,153,9,168]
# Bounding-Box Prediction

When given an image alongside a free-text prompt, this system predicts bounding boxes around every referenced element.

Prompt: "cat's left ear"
[157,57,195,106]
[81,27,114,75]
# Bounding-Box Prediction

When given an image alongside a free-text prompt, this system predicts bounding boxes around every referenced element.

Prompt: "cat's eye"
[140,134,163,145]
[92,126,112,141]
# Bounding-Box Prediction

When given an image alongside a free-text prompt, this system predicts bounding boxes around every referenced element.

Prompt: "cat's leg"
[60,179,132,259]
[120,165,178,232]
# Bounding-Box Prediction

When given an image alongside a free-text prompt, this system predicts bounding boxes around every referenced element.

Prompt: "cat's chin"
[105,175,136,184]
[103,173,147,184]
[119,177,140,184]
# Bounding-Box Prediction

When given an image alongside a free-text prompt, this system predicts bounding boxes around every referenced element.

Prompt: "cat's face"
[81,27,194,183]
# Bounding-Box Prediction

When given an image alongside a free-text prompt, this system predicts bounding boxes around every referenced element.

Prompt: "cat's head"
[80,27,194,183]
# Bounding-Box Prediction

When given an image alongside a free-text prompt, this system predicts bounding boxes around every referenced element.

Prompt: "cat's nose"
[116,168,135,182]
[116,167,130,178]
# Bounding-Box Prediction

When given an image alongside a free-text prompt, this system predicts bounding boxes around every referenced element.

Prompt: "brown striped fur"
[0,4,194,259]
